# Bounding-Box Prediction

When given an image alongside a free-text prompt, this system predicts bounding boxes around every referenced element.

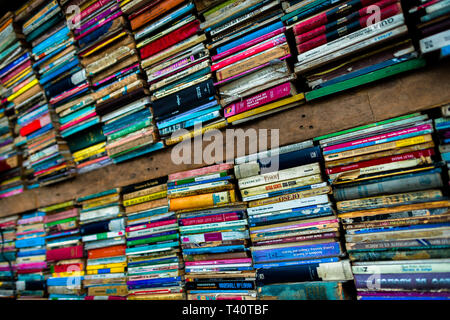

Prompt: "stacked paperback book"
[43,200,85,300]
[201,0,303,125]
[435,105,450,184]
[74,0,161,165]
[0,214,18,299]
[169,163,256,300]
[123,177,185,300]
[78,188,128,299]
[407,0,450,57]
[14,210,48,299]
[234,141,353,299]
[316,111,450,300]
[286,0,425,101]
[129,0,219,147]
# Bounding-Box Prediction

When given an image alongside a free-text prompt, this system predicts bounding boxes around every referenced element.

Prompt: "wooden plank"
[1,61,449,217]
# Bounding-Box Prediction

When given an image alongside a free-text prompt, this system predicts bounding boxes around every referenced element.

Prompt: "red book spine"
[53,263,84,273]
[46,245,84,262]
[20,113,51,136]
[139,20,200,60]
[293,0,380,35]
[0,60,32,84]
[88,244,126,259]
[326,149,435,175]
[44,208,78,223]
[180,213,240,226]
[224,82,293,118]
[211,35,287,72]
[126,219,177,232]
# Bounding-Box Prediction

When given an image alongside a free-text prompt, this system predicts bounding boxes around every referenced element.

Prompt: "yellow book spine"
[4,67,33,88]
[72,142,106,159]
[123,190,168,207]
[86,262,127,270]
[6,79,39,102]
[169,190,235,211]
[86,267,125,275]
[227,94,305,123]
[165,120,227,145]
[52,271,85,277]
[74,146,106,162]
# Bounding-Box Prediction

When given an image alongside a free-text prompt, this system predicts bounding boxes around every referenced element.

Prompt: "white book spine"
[420,29,450,54]
[247,194,330,215]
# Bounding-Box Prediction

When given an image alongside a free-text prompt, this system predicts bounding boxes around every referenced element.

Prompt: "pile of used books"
[234,141,353,299]
[406,0,450,58]
[435,104,450,185]
[74,0,161,165]
[123,177,185,300]
[286,0,425,101]
[78,188,128,299]
[43,200,84,300]
[200,0,303,126]
[316,112,450,300]
[14,210,48,300]
[169,163,256,300]
[0,214,18,299]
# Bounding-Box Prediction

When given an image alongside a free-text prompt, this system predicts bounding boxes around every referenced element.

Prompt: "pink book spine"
[72,0,114,25]
[185,258,252,266]
[95,63,139,87]
[60,112,96,131]
[17,262,47,269]
[251,219,339,234]
[180,213,239,226]
[0,188,24,198]
[224,82,293,118]
[126,219,177,232]
[213,54,291,86]
[150,55,198,79]
[323,123,433,152]
[18,216,44,225]
[51,83,89,105]
[44,208,78,223]
[16,229,45,236]
[211,35,287,72]
[0,266,16,271]
[0,60,31,84]
[212,27,286,62]
[148,58,208,85]
[74,10,122,41]
[168,163,234,181]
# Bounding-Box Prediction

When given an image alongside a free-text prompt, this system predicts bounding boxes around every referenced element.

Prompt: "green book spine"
[313,113,421,141]
[45,216,77,227]
[204,0,237,17]
[127,233,179,247]
[170,171,228,186]
[67,125,106,152]
[306,58,426,101]
[40,200,74,213]
[77,190,120,202]
[108,119,151,141]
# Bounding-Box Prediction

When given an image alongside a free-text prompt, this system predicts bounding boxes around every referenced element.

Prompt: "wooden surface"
[1,60,449,216]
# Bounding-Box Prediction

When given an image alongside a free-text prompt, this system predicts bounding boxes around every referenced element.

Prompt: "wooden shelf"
[1,59,450,217]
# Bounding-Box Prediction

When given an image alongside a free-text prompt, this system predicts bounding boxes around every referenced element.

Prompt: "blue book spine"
[159,110,221,135]
[15,237,46,248]
[26,123,53,140]
[127,207,171,220]
[0,52,29,77]
[39,58,78,85]
[182,245,246,255]
[112,142,165,164]
[157,104,220,129]
[252,242,341,263]
[168,175,233,189]
[254,257,338,269]
[216,21,284,54]
[351,222,450,235]
[61,117,100,138]
[127,276,181,286]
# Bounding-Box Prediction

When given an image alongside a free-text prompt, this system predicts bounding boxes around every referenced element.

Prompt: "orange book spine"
[88,245,126,259]
[169,190,236,211]
[130,0,185,30]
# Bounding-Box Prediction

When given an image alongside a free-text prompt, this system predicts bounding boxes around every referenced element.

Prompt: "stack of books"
[78,189,128,299]
[50,1,109,175]
[0,215,18,299]
[316,112,450,300]
[407,0,450,58]
[286,0,424,101]
[74,0,161,165]
[435,105,450,183]
[169,163,256,300]
[201,0,303,126]
[42,201,85,300]
[16,0,78,186]
[122,177,185,300]
[234,142,353,299]
[129,0,217,147]
[14,210,48,300]
[0,103,24,198]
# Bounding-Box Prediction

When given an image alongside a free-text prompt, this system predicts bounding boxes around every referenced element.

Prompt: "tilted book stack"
[434,104,450,185]
[316,111,450,300]
[0,215,19,299]
[234,141,354,300]
[122,176,185,300]
[42,200,85,300]
[78,188,128,300]
[169,163,256,300]
[405,0,450,58]
[14,210,48,300]
[284,0,424,101]
[200,0,303,126]
[14,0,78,187]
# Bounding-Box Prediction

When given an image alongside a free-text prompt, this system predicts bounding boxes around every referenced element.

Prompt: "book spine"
[247,194,330,215]
[216,44,290,81]
[140,20,201,60]
[185,258,253,266]
[238,162,321,189]
[337,190,443,212]
[126,219,177,232]
[169,190,236,211]
[88,245,126,259]
[46,245,84,261]
[125,198,169,214]
[248,186,331,208]
[168,163,233,181]
[224,82,293,118]
[354,273,450,290]
[334,171,443,201]
[180,213,240,226]
[130,0,185,30]
[254,232,337,246]
[123,184,167,201]
[258,281,348,300]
